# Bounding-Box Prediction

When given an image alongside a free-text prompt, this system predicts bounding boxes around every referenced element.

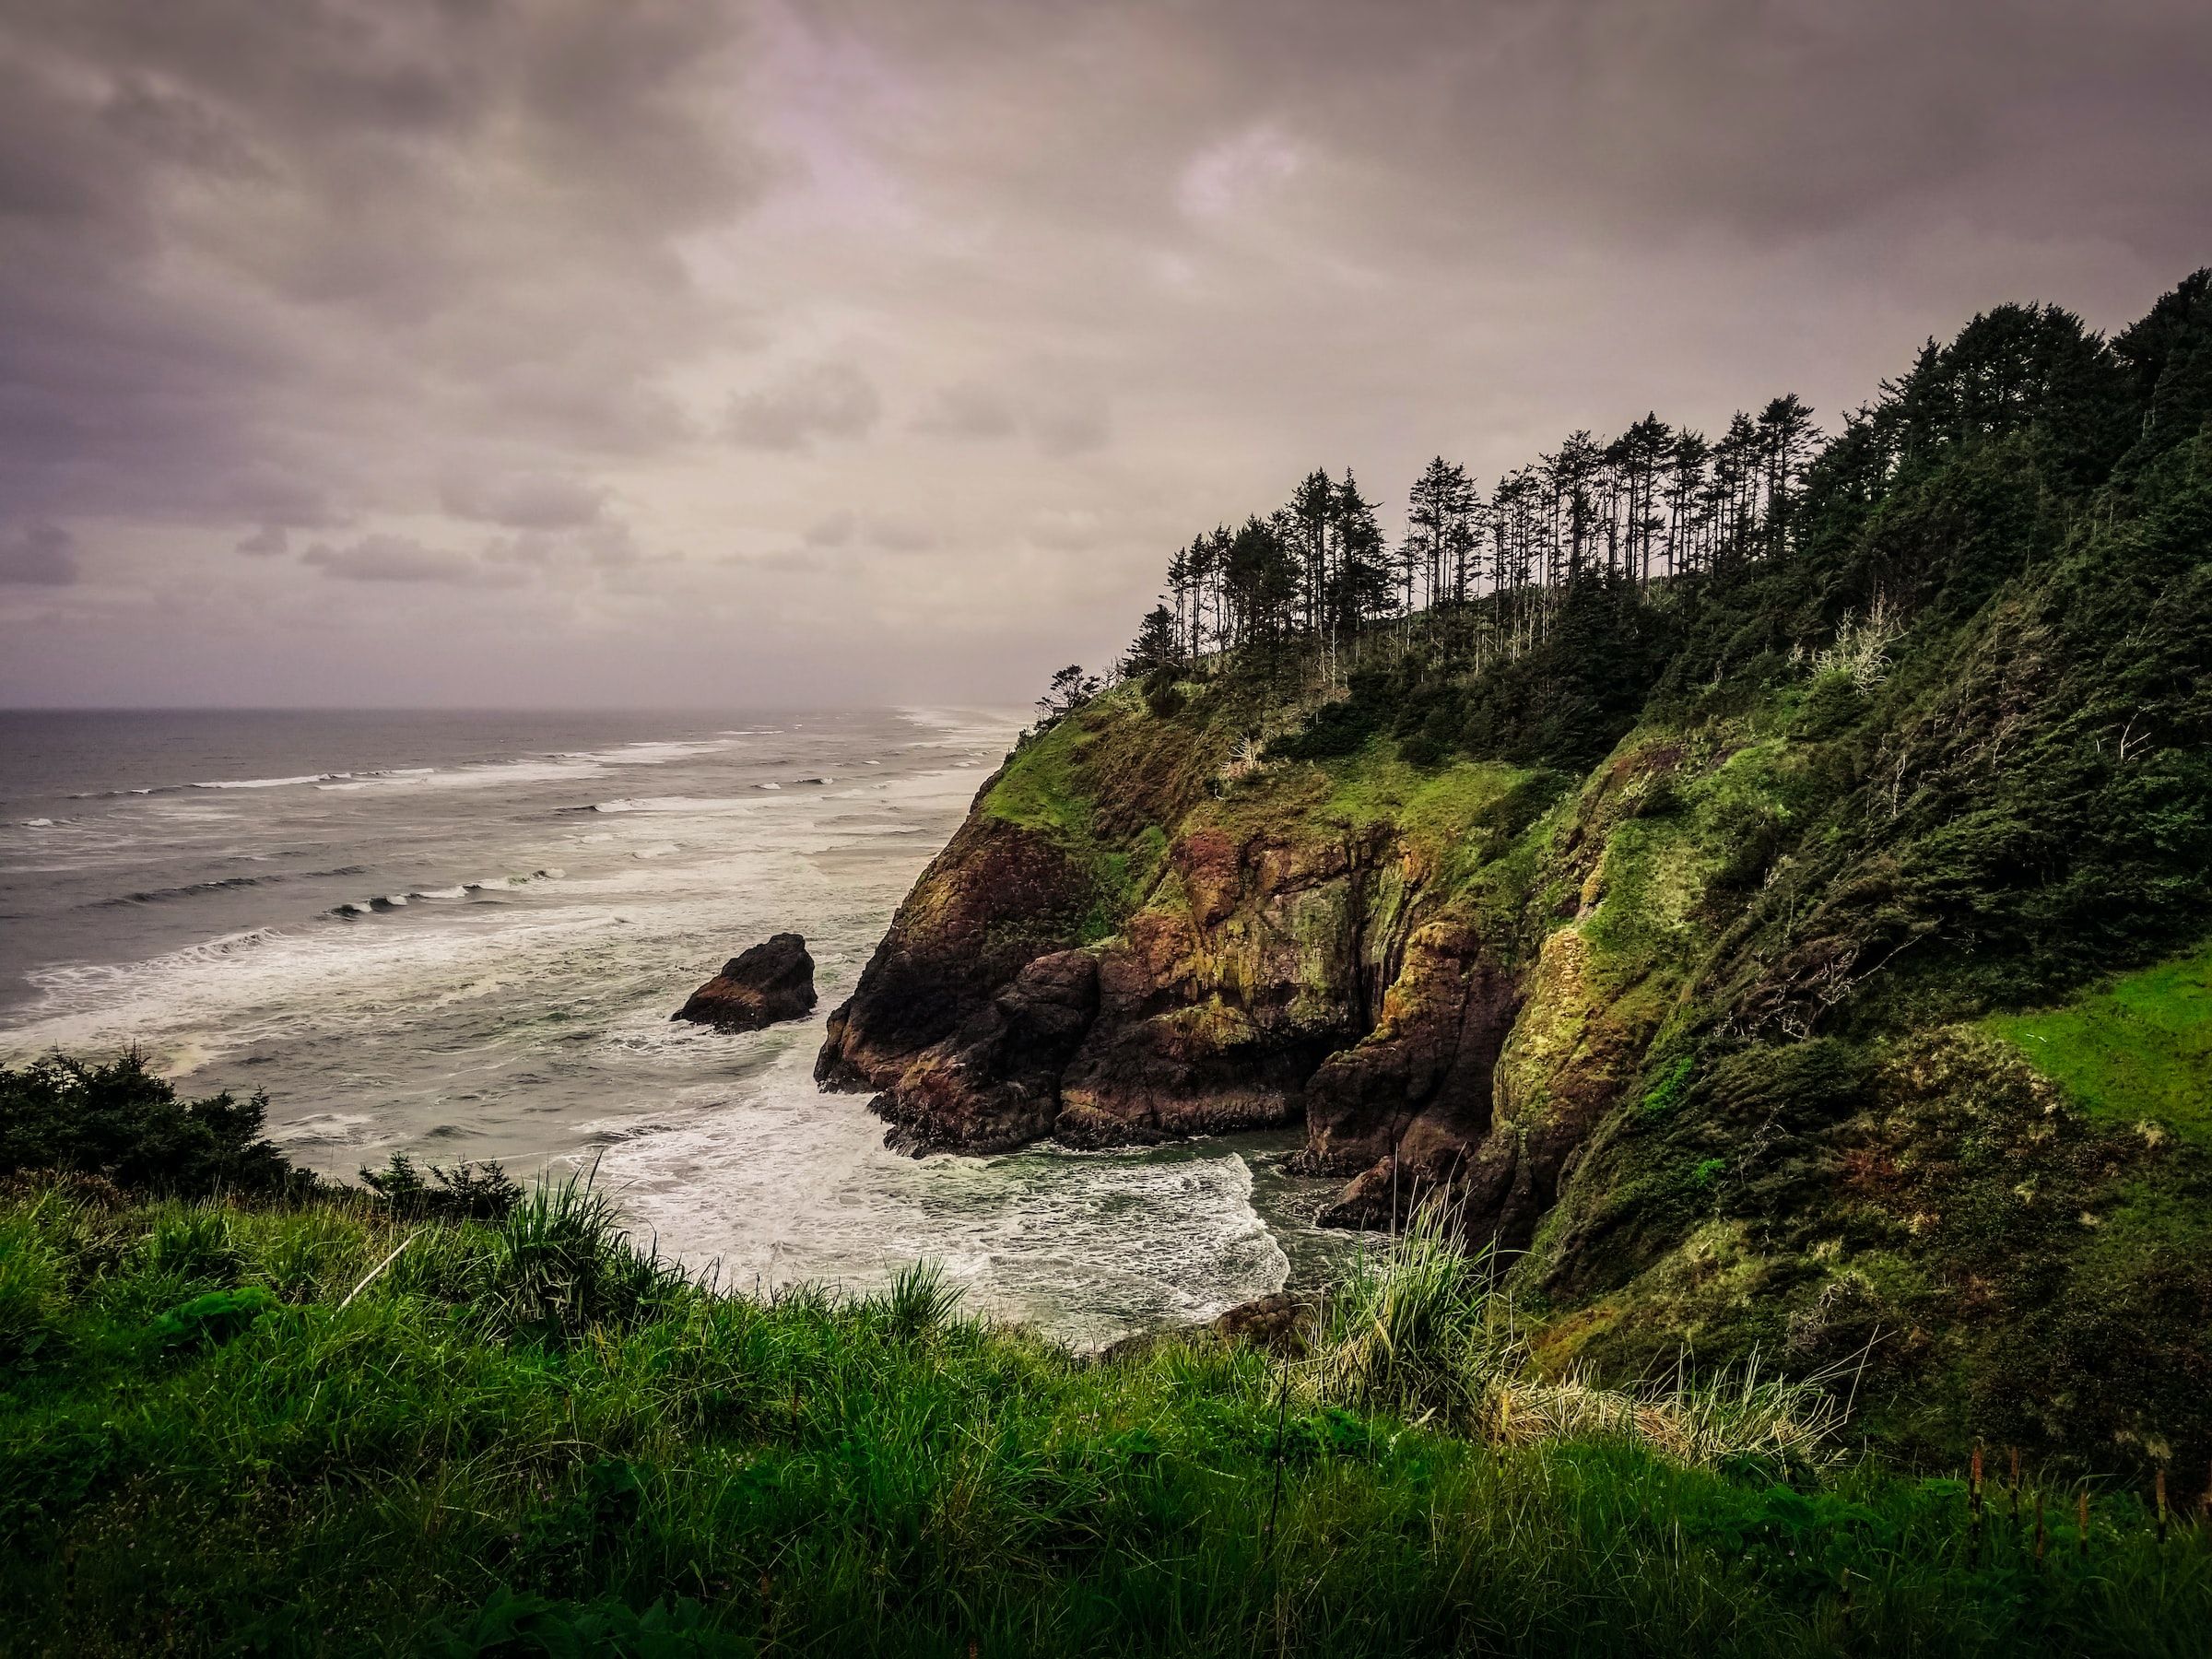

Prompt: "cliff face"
[816,699,1719,1253]
[818,711,1562,1230]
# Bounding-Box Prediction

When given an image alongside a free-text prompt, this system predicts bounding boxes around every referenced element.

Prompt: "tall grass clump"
[1310,1201,1844,1473]
[395,1171,687,1342]
[1311,1202,1518,1426]
[0,1200,69,1361]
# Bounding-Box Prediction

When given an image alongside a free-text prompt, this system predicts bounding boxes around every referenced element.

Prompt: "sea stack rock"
[672,933,817,1031]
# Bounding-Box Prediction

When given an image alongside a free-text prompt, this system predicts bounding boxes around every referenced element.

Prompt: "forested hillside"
[820,271,2212,1472]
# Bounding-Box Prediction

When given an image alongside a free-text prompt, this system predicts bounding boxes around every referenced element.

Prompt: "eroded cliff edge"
[817,693,1688,1248]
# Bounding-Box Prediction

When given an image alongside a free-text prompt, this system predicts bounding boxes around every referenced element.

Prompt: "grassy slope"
[1989,940,2212,1145]
[5,1182,2210,1657]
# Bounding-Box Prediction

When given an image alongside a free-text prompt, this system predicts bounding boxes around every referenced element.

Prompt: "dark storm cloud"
[1,0,2206,705]
[0,0,770,529]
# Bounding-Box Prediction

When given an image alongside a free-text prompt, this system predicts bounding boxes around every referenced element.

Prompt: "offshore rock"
[672,933,817,1031]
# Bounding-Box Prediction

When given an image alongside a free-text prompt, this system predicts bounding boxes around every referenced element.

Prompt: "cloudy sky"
[2,1,2206,708]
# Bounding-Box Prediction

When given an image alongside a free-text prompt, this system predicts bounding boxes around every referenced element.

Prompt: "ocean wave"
[332,869,559,916]
[31,927,285,990]
[94,874,271,908]
[595,739,738,768]
[317,767,436,792]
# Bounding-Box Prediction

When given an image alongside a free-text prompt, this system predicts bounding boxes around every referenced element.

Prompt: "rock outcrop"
[874,948,1100,1154]
[816,705,1557,1220]
[673,933,818,1031]
[1300,916,1524,1230]
[816,806,1095,1090]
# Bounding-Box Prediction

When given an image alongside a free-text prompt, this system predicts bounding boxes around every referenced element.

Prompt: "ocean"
[0,707,1357,1346]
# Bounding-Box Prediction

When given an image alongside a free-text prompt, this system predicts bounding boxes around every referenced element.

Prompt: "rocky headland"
[816,277,2212,1467]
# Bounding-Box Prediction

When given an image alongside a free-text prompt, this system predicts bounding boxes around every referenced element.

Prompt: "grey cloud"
[3,0,2207,708]
[726,361,882,450]
[915,382,1019,440]
[219,462,342,529]
[1029,510,1102,551]
[0,523,79,585]
[301,533,522,587]
[867,516,938,553]
[0,0,771,534]
[795,511,935,554]
[914,378,1110,456]
[1028,389,1111,458]
[441,470,606,530]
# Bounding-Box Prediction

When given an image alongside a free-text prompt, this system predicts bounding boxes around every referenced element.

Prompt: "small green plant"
[359,1150,523,1220]
[1640,1054,1696,1118]
[146,1286,280,1353]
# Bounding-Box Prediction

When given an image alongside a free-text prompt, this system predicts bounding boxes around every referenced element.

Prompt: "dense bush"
[0,1053,311,1200]
[358,1149,522,1221]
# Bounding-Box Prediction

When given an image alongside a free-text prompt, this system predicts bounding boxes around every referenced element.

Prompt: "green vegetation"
[0,1052,310,1201]
[982,704,1099,840]
[1990,941,2212,1144]
[1017,270,2212,1479]
[5,1175,2210,1656]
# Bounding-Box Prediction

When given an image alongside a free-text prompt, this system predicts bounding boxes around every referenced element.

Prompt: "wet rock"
[873,949,1100,1154]
[1454,924,1648,1248]
[816,809,1093,1091]
[1301,916,1524,1228]
[1209,1290,1320,1356]
[673,933,817,1031]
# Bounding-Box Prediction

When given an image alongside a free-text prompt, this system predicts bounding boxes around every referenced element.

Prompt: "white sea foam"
[191,773,341,790]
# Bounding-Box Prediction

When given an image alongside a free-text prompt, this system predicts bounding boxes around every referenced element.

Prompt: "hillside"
[818,272,2212,1473]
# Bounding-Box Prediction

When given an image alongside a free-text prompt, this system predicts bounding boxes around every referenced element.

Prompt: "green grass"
[1989,938,2212,1143]
[3,1180,2209,1655]
[982,712,1098,840]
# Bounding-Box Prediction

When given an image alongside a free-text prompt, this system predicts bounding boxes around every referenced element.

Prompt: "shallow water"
[0,707,1361,1347]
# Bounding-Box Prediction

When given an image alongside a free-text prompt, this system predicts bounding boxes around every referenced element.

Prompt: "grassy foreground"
[3,1180,2209,1656]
